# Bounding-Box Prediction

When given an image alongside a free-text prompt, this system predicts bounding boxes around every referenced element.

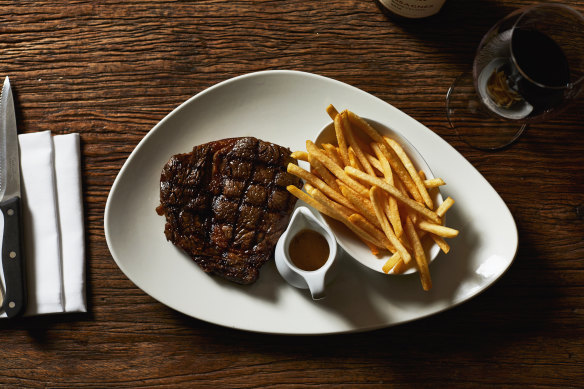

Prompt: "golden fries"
[379,141,422,203]
[346,110,384,144]
[405,217,432,291]
[334,113,350,166]
[370,186,411,264]
[382,252,402,273]
[286,105,459,291]
[287,163,356,213]
[322,143,344,167]
[308,153,339,191]
[430,234,450,254]
[342,111,375,176]
[348,147,364,171]
[348,214,395,252]
[436,196,455,218]
[306,140,369,196]
[345,166,441,224]
[291,151,308,161]
[417,220,459,238]
[385,137,433,209]
[346,110,422,201]
[371,142,403,238]
[294,184,384,253]
[366,153,383,174]
[338,181,380,229]
[326,104,340,120]
[287,185,336,219]
[424,177,445,188]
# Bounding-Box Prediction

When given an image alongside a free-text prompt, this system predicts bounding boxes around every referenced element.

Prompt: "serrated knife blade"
[0,76,26,318]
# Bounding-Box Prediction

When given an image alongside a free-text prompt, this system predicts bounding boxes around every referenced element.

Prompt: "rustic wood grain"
[0,0,583,387]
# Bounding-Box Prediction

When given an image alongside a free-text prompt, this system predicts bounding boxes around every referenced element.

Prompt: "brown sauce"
[289,229,329,271]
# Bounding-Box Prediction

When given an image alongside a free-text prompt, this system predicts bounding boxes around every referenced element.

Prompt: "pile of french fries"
[286,105,458,291]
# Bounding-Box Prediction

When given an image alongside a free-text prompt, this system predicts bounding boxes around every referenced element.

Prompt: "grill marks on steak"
[156,137,302,284]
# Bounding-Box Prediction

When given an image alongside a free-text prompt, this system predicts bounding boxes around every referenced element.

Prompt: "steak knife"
[0,76,26,318]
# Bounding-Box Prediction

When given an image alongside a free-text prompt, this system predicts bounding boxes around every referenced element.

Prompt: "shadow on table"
[0,311,93,345]
[376,0,518,71]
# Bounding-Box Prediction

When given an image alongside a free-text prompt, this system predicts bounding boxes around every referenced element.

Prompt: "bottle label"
[379,0,446,18]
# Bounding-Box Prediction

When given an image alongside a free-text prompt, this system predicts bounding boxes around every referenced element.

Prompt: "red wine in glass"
[447,4,584,150]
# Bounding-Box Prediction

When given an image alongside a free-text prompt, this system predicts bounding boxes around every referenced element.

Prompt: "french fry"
[291,151,308,161]
[334,113,350,166]
[326,104,340,120]
[424,178,445,188]
[304,183,353,219]
[297,185,385,252]
[306,140,369,196]
[346,110,385,144]
[365,240,381,256]
[378,141,422,203]
[308,153,339,191]
[407,210,420,225]
[418,170,426,181]
[346,110,422,201]
[300,184,384,251]
[370,186,412,265]
[287,163,356,213]
[393,173,410,196]
[430,234,450,254]
[385,136,433,209]
[417,220,459,238]
[287,185,337,220]
[348,213,395,252]
[365,153,383,174]
[405,216,432,291]
[392,258,408,274]
[342,111,376,176]
[338,181,380,229]
[381,194,403,239]
[371,143,393,182]
[343,223,385,253]
[348,147,364,171]
[371,142,403,238]
[322,143,344,167]
[382,252,402,273]
[436,196,455,218]
[345,166,441,224]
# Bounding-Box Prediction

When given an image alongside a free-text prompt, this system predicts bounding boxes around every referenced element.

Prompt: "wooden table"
[1,0,583,387]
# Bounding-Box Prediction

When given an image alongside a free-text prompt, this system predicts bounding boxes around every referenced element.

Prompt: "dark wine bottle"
[375,0,447,20]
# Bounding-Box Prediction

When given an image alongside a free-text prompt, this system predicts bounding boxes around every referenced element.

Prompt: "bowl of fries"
[286,105,458,291]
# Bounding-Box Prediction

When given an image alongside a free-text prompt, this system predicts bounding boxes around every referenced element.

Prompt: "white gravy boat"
[275,206,338,300]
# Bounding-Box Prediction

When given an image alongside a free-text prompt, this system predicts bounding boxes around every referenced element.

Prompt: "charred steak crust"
[156,137,302,284]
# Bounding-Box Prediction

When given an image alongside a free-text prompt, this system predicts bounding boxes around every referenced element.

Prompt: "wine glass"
[447,4,584,151]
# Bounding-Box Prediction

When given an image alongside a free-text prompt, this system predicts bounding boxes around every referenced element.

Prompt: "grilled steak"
[156,137,302,284]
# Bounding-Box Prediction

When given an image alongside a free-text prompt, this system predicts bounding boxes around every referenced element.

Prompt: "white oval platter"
[104,70,518,335]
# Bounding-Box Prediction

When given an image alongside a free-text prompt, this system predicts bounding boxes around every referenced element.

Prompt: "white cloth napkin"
[0,131,86,317]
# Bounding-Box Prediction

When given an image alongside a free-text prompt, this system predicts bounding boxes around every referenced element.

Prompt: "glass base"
[447,72,527,151]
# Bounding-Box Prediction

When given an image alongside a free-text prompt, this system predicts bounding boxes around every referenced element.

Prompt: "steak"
[156,137,302,284]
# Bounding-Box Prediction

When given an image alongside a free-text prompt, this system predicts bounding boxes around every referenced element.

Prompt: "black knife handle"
[1,196,27,318]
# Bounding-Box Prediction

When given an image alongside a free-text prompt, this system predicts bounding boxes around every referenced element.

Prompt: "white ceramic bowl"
[313,118,443,275]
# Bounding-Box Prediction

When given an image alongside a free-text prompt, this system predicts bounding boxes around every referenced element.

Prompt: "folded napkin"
[0,131,86,317]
